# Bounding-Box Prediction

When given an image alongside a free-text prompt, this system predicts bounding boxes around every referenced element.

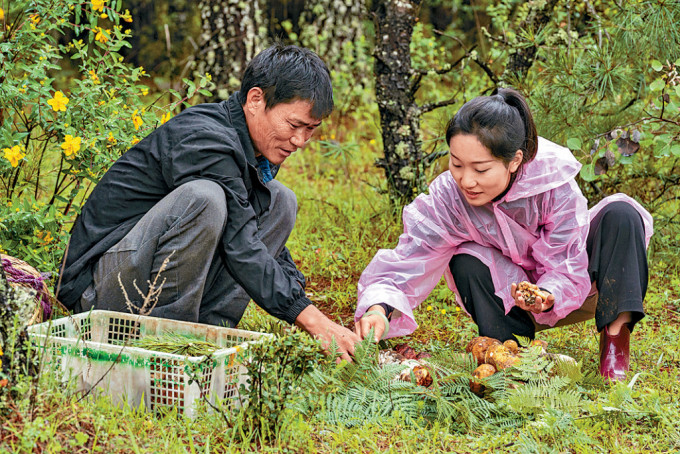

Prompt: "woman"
[354,88,653,382]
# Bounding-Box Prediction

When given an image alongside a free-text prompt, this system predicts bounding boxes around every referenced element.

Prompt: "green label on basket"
[58,344,149,368]
[56,344,221,370]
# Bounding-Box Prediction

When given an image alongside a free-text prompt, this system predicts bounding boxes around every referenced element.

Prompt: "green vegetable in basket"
[131,332,221,357]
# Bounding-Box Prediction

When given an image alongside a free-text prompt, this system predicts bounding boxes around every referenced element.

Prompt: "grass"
[2,116,680,453]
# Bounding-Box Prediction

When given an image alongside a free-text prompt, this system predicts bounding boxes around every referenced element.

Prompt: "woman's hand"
[354,304,388,342]
[511,282,555,314]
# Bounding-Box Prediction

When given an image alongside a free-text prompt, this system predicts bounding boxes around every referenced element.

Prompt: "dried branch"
[434,30,499,85]
[411,53,467,96]
[420,95,459,114]
[117,250,175,316]
[414,63,457,77]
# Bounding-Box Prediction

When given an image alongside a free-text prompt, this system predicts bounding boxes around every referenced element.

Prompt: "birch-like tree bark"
[372,0,425,201]
[195,0,268,98]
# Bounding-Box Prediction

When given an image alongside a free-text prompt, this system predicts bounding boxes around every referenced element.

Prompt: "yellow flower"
[426,305,432,311]
[455,307,461,312]
[88,70,100,84]
[440,309,446,315]
[92,0,106,12]
[107,132,117,144]
[94,27,109,44]
[37,231,53,245]
[100,13,108,19]
[132,110,143,131]
[0,8,4,21]
[160,112,172,124]
[131,137,140,145]
[141,87,149,96]
[121,9,133,22]
[61,135,82,158]
[47,91,69,112]
[30,14,40,24]
[3,145,25,167]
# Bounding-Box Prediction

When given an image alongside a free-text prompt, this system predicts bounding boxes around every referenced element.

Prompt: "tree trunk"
[298,0,369,113]
[373,0,425,203]
[298,0,366,70]
[503,0,560,81]
[195,0,268,99]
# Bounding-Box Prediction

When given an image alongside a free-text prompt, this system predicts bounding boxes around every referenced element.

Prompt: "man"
[57,44,359,360]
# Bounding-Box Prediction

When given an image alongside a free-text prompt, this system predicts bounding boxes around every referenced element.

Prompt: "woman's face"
[448,134,522,206]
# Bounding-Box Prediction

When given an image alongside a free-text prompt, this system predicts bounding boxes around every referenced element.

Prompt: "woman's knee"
[449,254,491,283]
[593,201,644,236]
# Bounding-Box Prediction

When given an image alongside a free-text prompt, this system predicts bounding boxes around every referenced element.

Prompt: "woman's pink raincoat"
[355,137,653,339]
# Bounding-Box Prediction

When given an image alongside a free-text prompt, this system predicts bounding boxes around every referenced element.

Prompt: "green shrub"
[236,330,324,441]
[0,0,210,273]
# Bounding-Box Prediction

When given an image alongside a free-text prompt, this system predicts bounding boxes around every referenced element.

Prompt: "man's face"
[245,88,322,165]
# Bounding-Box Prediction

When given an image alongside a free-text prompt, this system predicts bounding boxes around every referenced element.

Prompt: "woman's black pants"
[449,202,648,342]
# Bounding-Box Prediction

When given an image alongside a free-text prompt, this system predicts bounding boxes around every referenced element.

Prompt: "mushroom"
[470,364,496,395]
[485,344,520,370]
[517,281,551,306]
[503,339,519,354]
[467,336,502,365]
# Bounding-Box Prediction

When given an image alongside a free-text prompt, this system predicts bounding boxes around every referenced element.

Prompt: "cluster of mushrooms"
[380,338,551,391]
[379,289,576,394]
[378,342,434,387]
[467,336,547,394]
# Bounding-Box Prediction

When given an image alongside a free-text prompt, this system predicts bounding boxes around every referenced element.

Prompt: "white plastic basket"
[27,310,270,418]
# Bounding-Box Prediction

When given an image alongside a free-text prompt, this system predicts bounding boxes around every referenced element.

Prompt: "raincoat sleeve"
[355,176,462,338]
[531,180,591,326]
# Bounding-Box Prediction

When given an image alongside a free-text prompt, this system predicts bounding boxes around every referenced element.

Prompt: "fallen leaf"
[616,137,640,157]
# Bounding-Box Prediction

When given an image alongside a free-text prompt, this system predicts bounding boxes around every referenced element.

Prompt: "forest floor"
[2,137,679,453]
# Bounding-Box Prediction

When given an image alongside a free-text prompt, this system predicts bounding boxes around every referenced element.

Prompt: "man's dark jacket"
[58,93,312,324]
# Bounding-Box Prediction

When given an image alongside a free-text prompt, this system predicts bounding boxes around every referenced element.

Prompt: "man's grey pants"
[78,179,297,327]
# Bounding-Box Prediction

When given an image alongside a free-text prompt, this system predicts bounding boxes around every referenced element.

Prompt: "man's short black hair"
[239,44,334,119]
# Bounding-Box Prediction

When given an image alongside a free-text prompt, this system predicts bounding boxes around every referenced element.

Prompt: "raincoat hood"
[504,137,582,203]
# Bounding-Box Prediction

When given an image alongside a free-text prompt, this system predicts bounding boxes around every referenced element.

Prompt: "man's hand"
[354,304,388,342]
[511,282,555,314]
[295,305,360,362]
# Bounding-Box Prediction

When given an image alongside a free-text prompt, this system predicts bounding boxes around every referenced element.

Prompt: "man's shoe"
[599,324,630,382]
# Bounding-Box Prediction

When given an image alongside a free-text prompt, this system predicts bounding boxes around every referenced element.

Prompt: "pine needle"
[130,332,221,357]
